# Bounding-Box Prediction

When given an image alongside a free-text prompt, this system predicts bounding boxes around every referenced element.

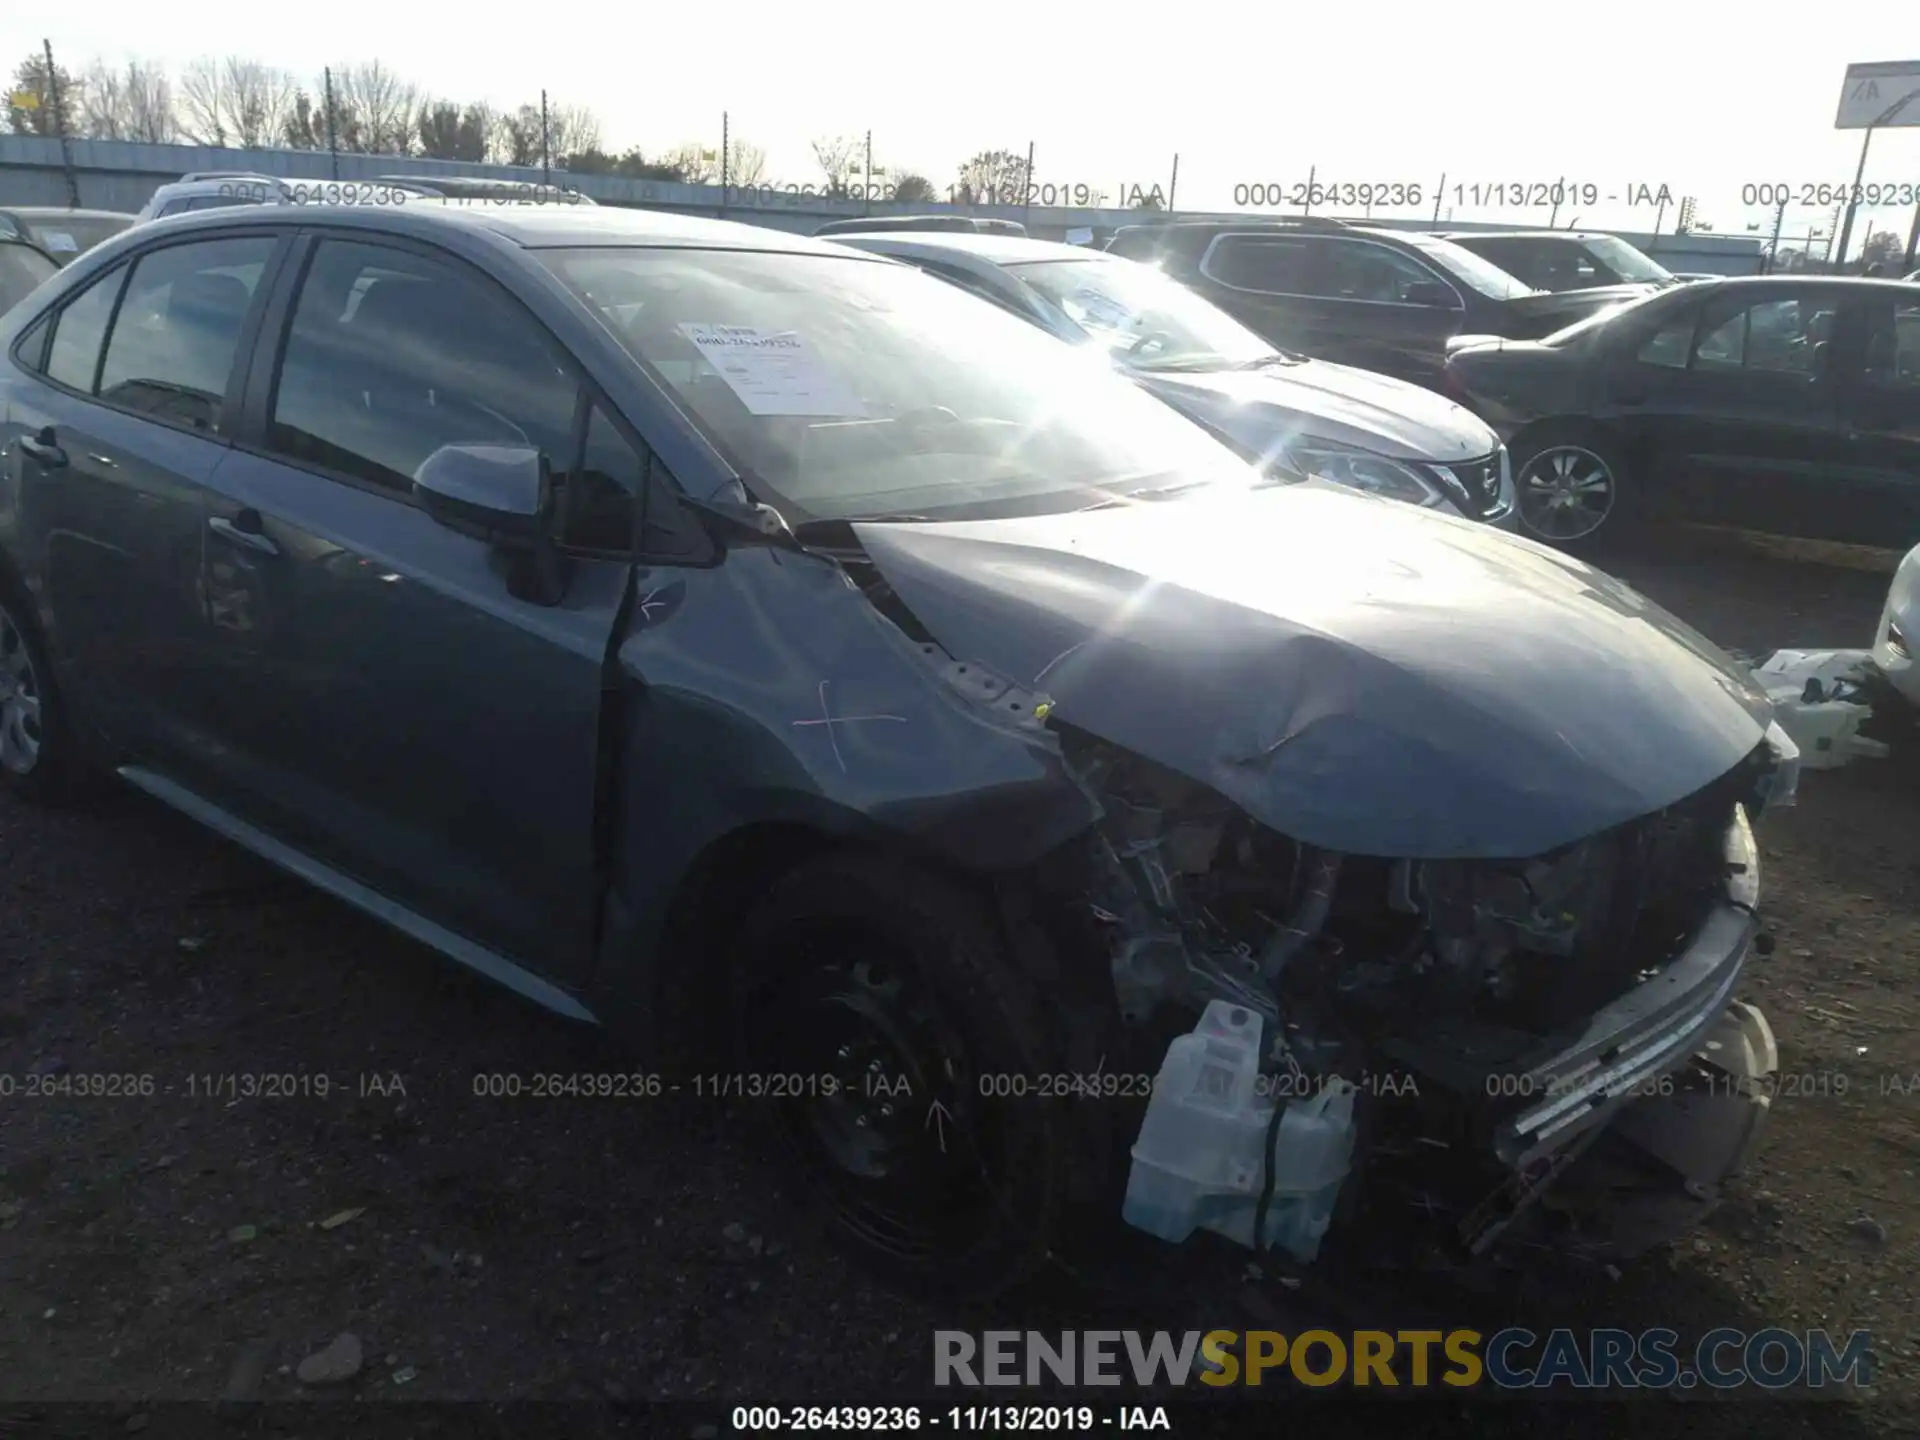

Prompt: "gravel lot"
[1,527,1917,1435]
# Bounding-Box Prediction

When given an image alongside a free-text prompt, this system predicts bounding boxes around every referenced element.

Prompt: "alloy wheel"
[1518,445,1616,542]
[0,604,43,776]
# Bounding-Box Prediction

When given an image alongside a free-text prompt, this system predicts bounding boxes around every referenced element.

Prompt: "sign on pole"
[1836,61,1920,128]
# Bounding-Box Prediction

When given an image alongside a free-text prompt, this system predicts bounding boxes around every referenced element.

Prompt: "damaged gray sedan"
[0,204,1798,1299]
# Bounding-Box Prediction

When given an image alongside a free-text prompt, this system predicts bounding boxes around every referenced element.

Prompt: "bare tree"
[547,103,601,164]
[662,142,720,184]
[7,50,82,138]
[123,60,177,143]
[954,149,1030,206]
[332,60,418,155]
[176,56,294,148]
[726,139,766,185]
[810,134,862,197]
[889,170,937,203]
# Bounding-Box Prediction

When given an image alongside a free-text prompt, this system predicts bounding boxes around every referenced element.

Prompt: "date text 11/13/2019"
[1234,180,1676,211]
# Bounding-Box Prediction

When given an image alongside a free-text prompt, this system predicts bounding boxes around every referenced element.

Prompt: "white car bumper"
[1872,543,1920,709]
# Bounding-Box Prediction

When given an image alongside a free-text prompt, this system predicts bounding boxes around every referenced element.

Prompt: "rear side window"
[44,263,128,392]
[97,236,275,432]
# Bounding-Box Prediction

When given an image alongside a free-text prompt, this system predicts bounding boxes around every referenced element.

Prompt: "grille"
[1436,452,1509,520]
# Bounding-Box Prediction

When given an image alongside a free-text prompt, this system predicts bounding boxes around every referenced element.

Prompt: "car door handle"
[208,513,280,556]
[18,426,66,468]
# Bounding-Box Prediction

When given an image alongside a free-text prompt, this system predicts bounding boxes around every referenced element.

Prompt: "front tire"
[729,850,1073,1300]
[1511,426,1633,551]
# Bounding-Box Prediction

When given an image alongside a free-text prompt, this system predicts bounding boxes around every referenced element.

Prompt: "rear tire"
[1510,424,1636,553]
[0,586,94,806]
[729,850,1073,1300]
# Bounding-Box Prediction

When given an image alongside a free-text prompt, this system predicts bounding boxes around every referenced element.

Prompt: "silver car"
[835,230,1516,526]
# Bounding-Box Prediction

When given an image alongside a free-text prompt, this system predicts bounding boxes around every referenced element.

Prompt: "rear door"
[184,231,638,981]
[1830,287,1920,547]
[5,231,287,762]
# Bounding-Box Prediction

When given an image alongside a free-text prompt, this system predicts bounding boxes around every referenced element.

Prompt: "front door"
[1830,288,1920,548]
[1613,286,1847,535]
[189,233,634,980]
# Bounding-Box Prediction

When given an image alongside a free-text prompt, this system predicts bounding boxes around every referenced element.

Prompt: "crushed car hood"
[1135,360,1495,464]
[853,483,1773,860]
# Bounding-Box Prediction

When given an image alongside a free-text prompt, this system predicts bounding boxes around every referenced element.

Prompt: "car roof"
[1438,231,1612,242]
[127,201,880,257]
[1654,275,1917,297]
[837,231,1097,264]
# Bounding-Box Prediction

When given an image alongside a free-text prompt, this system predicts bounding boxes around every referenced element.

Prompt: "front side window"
[539,246,1253,525]
[98,236,275,431]
[1636,313,1695,368]
[1399,233,1538,300]
[1007,256,1273,370]
[1318,241,1448,304]
[1692,295,1829,375]
[44,263,126,392]
[267,239,577,493]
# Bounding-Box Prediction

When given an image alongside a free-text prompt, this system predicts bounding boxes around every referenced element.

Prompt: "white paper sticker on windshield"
[676,324,865,416]
[42,232,78,252]
[1067,290,1136,332]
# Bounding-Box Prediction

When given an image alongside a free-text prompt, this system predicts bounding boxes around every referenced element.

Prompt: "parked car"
[836,230,1514,525]
[1104,217,1653,391]
[0,203,1795,1300]
[1442,277,1920,549]
[134,174,292,222]
[1874,542,1920,709]
[0,234,60,314]
[376,175,594,205]
[813,216,1027,238]
[0,208,135,264]
[1436,230,1682,292]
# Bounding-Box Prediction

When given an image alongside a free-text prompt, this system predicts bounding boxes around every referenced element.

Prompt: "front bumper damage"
[1118,801,1781,1276]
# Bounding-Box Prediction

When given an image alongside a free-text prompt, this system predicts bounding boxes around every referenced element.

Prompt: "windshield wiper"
[1235,351,1310,370]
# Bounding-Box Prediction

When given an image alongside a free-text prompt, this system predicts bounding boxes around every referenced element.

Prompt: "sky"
[6,4,1920,254]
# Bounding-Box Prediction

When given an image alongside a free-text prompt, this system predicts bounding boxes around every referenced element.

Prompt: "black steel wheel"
[731,851,1071,1299]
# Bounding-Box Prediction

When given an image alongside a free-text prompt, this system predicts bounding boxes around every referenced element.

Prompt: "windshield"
[1580,234,1671,284]
[1002,256,1276,371]
[1397,233,1539,300]
[539,247,1256,524]
[0,241,58,313]
[1539,288,1670,345]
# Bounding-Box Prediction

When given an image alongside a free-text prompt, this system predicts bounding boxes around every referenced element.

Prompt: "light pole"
[1834,87,1920,268]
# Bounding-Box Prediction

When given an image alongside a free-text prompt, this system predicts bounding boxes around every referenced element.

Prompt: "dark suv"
[1106,218,1652,391]
[1437,230,1681,292]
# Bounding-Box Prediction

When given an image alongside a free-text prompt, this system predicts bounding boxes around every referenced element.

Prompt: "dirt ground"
[2,526,1918,1435]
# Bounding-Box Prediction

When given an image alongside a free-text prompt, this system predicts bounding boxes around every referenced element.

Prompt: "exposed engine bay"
[1054,727,1789,1279]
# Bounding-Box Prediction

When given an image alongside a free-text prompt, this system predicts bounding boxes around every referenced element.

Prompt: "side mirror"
[1403,281,1460,310]
[413,443,551,546]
